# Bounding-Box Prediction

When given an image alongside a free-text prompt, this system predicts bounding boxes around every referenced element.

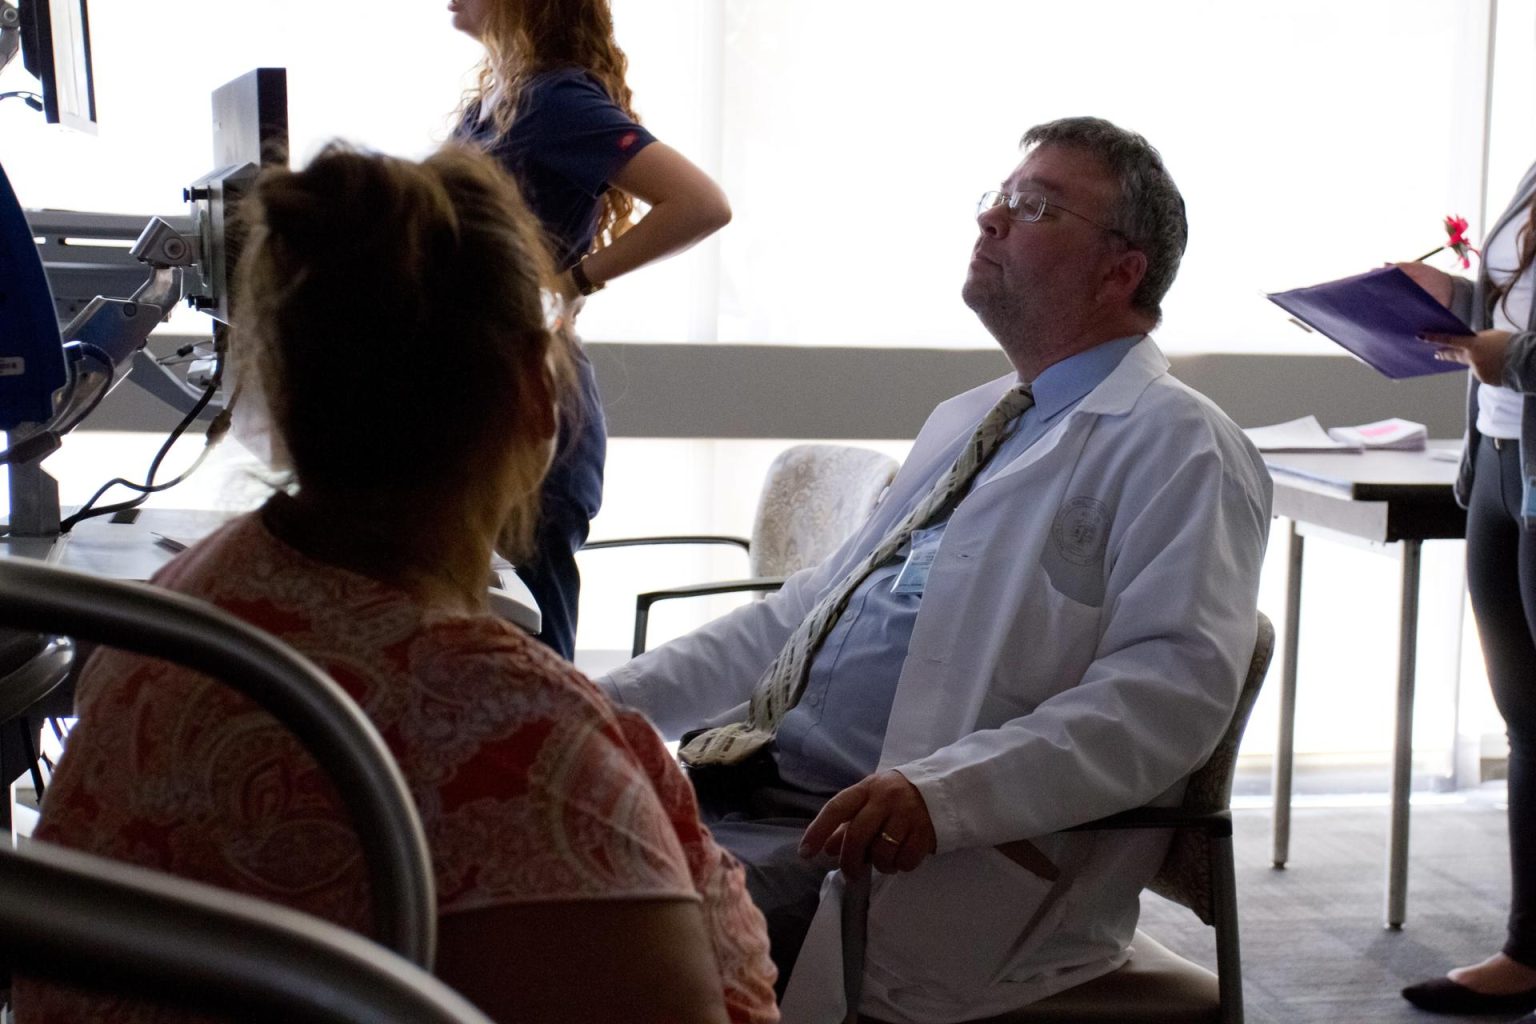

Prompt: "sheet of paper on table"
[1325,417,1427,451]
[1246,415,1434,454]
[1244,415,1361,453]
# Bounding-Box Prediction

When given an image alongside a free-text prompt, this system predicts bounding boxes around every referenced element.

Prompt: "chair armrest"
[582,535,750,553]
[636,576,787,608]
[584,537,754,657]
[1067,807,1233,838]
[631,577,787,656]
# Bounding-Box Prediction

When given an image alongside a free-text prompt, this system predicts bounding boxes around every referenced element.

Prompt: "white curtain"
[4,0,1529,760]
[3,1,1527,353]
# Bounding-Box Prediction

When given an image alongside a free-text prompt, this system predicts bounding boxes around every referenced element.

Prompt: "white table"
[1264,444,1465,929]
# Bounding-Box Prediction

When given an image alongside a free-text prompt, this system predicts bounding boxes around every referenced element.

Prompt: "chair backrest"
[749,444,899,578]
[1147,611,1276,923]
[0,841,490,1024]
[0,557,437,968]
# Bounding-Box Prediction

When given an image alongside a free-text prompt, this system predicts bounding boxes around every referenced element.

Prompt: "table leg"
[1272,520,1303,869]
[1387,539,1422,929]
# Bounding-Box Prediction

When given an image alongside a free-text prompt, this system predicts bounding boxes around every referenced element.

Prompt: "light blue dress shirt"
[773,335,1141,795]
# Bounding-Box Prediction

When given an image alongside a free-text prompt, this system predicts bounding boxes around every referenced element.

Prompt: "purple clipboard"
[1267,267,1472,380]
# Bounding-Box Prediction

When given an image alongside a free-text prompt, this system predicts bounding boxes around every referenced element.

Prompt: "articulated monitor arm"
[51,217,209,430]
[6,217,224,538]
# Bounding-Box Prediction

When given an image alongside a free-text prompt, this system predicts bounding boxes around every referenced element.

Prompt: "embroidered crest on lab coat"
[1052,497,1110,565]
[1042,496,1110,606]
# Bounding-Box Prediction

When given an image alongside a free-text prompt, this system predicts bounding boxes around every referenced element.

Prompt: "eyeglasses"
[977,190,1129,244]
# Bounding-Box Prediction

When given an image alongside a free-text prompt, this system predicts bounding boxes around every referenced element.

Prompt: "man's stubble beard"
[964,277,1040,357]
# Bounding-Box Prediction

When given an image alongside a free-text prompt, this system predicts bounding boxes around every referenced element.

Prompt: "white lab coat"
[604,337,1273,1023]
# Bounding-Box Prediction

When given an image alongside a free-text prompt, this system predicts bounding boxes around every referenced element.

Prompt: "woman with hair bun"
[14,144,775,1024]
[449,0,732,660]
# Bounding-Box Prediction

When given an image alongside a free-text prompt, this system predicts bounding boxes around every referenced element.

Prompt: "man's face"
[961,145,1126,340]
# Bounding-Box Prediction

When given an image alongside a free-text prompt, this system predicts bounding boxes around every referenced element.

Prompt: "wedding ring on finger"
[878,831,901,846]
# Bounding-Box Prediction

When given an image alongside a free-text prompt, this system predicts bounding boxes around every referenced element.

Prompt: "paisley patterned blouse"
[13,510,777,1023]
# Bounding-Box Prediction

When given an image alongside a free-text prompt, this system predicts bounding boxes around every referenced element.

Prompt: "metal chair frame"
[0,557,436,967]
[579,535,774,656]
[840,612,1276,1024]
[0,840,491,1024]
[582,443,898,656]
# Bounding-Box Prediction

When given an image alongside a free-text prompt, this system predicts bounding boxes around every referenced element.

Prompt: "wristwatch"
[571,259,604,296]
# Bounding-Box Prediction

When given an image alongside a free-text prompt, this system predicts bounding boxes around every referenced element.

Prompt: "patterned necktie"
[680,381,1036,767]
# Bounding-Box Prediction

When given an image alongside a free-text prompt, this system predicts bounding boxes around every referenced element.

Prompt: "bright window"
[4,1,1533,779]
[2,1,1524,352]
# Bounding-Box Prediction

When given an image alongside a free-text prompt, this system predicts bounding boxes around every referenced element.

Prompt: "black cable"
[0,90,43,112]
[53,342,116,435]
[58,344,228,532]
[157,343,209,366]
[58,379,217,531]
[153,354,211,369]
[57,398,213,529]
[0,342,114,465]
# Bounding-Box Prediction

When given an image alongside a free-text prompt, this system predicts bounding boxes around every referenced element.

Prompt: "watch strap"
[571,259,603,296]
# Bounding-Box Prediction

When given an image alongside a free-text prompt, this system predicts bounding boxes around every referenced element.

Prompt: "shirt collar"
[1024,334,1144,421]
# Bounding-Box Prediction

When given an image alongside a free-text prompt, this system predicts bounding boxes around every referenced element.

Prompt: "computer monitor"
[0,160,67,432]
[190,67,288,325]
[18,0,96,134]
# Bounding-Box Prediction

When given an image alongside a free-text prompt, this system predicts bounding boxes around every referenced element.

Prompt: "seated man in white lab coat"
[599,116,1272,1023]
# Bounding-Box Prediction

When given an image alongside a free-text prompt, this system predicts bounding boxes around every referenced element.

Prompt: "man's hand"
[798,770,938,879]
[1421,328,1511,385]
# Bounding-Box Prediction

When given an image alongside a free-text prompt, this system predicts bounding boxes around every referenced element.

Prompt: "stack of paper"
[1325,417,1428,451]
[1244,416,1361,453]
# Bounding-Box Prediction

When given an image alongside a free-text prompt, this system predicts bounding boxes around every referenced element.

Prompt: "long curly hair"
[461,0,639,254]
[1489,195,1536,324]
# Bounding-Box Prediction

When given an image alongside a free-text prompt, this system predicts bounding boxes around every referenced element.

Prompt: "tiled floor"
[1143,789,1515,1023]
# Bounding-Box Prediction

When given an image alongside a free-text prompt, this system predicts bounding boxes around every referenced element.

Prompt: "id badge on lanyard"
[891,525,946,596]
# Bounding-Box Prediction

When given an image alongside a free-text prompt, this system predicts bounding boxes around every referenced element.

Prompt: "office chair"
[0,841,491,1024]
[0,557,436,967]
[839,611,1276,1024]
[583,443,899,656]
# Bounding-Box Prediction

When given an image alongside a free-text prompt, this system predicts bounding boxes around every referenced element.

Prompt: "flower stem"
[1414,245,1445,262]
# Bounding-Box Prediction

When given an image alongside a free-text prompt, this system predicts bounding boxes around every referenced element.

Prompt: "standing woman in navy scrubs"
[449,0,731,659]
[1398,162,1536,1022]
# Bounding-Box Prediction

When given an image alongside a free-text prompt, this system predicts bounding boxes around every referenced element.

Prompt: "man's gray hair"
[1021,117,1187,320]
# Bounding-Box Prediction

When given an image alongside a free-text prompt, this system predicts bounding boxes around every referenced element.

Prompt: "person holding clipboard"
[1398,162,1536,1021]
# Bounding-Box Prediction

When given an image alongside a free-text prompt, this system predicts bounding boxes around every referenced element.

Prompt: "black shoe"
[1401,976,1536,1014]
